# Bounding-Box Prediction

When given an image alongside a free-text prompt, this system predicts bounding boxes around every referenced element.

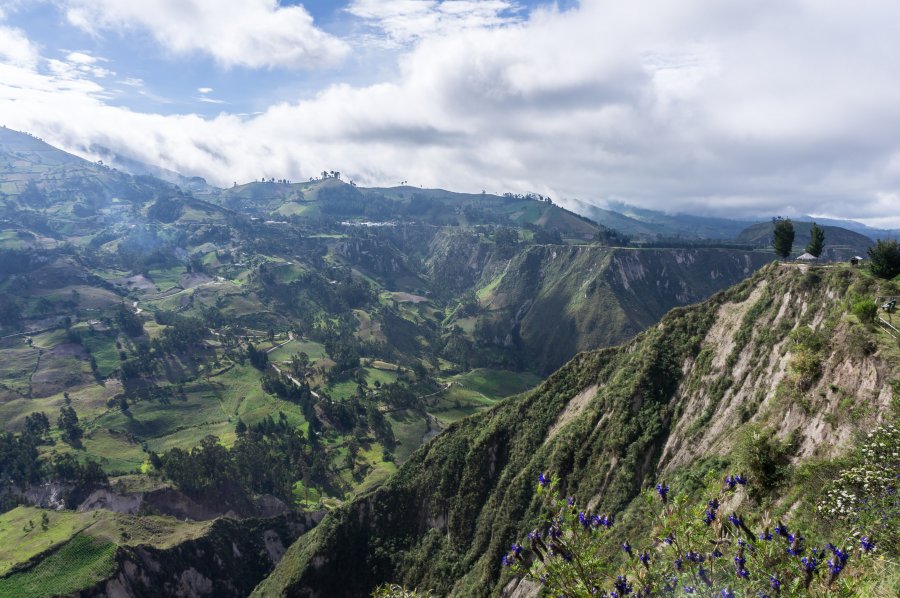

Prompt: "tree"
[806,222,825,257]
[868,239,900,279]
[772,217,795,258]
[247,343,268,370]
[235,418,247,436]
[57,405,82,445]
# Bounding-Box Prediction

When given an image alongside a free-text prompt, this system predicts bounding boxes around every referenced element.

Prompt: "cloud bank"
[2,0,900,227]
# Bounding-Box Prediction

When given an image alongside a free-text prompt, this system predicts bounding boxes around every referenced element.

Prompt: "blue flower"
[725,475,737,490]
[712,547,724,559]
[801,556,818,572]
[674,557,683,571]
[704,510,717,526]
[769,575,782,591]
[727,513,744,528]
[538,473,550,488]
[828,544,849,564]
[502,554,513,567]
[773,522,788,537]
[567,496,575,506]
[759,528,773,541]
[787,534,804,556]
[656,482,669,502]
[639,551,650,567]
[622,542,633,556]
[614,575,632,595]
[828,558,843,576]
[663,533,675,545]
[528,530,542,541]
[735,473,747,485]
[861,536,875,552]
[683,586,696,594]
[579,512,589,528]
[602,514,615,529]
[721,589,736,598]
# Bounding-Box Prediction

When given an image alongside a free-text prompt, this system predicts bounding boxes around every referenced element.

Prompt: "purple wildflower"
[656,482,669,502]
[861,536,875,552]
[622,541,633,556]
[538,473,550,488]
[769,575,782,591]
[614,575,632,595]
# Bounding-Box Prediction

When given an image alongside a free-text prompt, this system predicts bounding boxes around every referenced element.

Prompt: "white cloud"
[59,0,349,69]
[197,87,213,94]
[2,0,900,228]
[0,25,39,67]
[65,50,98,65]
[347,0,523,46]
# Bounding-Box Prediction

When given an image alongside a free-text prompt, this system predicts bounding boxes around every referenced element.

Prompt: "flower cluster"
[504,472,878,597]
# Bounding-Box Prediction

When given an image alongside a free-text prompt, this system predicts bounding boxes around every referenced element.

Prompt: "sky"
[0,0,899,228]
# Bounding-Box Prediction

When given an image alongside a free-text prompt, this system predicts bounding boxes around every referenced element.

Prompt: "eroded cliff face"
[660,270,894,472]
[258,264,897,598]
[75,513,321,598]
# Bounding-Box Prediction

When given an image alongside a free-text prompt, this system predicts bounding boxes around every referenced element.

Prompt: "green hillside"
[255,263,900,597]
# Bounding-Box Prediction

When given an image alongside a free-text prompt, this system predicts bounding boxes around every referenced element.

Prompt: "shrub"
[817,422,900,556]
[851,298,878,323]
[733,427,794,501]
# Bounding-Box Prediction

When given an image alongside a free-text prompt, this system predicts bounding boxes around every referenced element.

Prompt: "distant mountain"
[563,198,754,240]
[794,215,899,241]
[737,220,873,260]
[203,178,610,243]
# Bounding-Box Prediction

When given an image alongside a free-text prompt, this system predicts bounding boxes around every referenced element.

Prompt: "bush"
[817,422,900,557]
[851,298,878,323]
[733,427,794,500]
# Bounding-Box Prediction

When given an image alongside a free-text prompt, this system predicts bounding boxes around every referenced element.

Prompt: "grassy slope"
[255,264,899,597]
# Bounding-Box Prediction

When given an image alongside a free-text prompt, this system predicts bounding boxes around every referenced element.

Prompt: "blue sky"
[1,0,899,227]
[2,1,560,116]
